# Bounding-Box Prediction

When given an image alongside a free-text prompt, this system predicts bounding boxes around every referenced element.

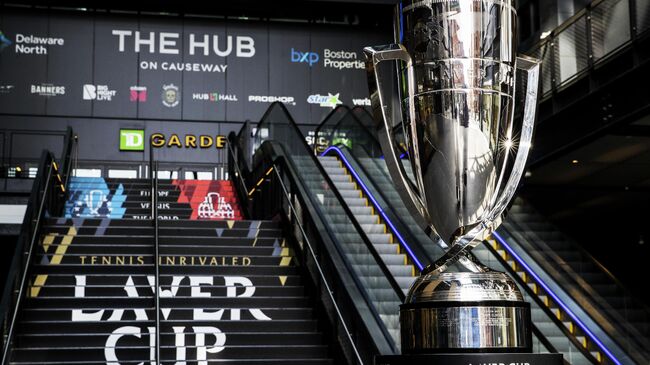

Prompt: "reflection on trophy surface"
[365,0,541,354]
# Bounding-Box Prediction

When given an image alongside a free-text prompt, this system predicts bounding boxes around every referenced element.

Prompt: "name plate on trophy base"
[375,353,563,365]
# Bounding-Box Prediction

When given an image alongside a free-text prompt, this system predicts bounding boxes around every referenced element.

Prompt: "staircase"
[7,177,333,364]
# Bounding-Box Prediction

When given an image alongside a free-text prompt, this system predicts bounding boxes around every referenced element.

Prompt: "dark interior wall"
[0,7,388,170]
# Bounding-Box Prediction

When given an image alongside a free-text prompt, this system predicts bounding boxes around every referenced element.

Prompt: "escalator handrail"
[509,201,650,315]
[494,229,633,365]
[225,136,252,219]
[482,236,602,364]
[242,140,398,356]
[251,103,406,302]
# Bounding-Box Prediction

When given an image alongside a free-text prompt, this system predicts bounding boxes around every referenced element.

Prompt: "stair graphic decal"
[66,178,242,220]
[9,178,332,364]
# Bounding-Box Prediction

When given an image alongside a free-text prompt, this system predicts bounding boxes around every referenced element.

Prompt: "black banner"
[0,10,388,125]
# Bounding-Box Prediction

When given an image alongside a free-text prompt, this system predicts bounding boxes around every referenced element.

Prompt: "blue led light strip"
[492,231,621,365]
[322,146,424,271]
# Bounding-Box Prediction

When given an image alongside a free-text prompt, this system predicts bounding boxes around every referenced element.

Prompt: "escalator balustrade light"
[492,231,620,365]
[321,146,424,272]
[265,167,274,176]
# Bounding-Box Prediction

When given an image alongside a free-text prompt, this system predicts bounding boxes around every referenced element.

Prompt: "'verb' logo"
[291,48,319,66]
[120,130,144,151]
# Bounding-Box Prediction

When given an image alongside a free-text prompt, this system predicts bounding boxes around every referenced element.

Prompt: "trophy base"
[375,353,563,365]
[400,271,532,353]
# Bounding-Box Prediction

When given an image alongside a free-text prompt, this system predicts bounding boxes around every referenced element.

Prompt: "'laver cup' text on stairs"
[72,274,271,363]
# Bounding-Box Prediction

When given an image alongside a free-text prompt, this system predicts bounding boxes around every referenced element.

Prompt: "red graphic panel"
[172,180,242,220]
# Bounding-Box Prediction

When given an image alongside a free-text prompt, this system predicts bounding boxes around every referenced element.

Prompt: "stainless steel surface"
[406,271,523,303]
[364,0,541,353]
[400,303,531,351]
[364,0,540,270]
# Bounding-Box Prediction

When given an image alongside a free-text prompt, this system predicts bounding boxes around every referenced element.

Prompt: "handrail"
[509,200,650,315]
[150,144,161,365]
[270,162,364,365]
[0,151,60,365]
[225,136,251,219]
[481,238,600,364]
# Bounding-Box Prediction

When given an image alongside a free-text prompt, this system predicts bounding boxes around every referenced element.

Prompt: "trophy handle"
[428,56,542,274]
[364,44,431,231]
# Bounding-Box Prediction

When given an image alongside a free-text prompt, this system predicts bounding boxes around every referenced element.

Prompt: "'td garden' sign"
[119,130,227,151]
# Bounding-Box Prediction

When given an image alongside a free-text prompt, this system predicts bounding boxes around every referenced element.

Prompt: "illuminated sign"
[150,133,227,149]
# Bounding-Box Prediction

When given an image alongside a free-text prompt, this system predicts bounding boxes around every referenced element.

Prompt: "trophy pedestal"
[400,271,532,353]
[375,353,563,365]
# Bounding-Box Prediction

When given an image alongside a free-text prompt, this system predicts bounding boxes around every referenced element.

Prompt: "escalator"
[312,106,650,365]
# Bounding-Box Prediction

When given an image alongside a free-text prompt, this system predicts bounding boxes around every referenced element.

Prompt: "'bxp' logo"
[291,48,319,66]
[120,130,144,151]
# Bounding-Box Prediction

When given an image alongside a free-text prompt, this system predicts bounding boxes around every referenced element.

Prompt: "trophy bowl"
[364,0,541,354]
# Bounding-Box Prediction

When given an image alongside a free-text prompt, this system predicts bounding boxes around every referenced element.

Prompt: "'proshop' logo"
[120,129,144,151]
[291,48,319,66]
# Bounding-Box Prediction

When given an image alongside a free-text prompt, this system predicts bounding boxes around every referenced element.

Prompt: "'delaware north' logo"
[120,129,144,151]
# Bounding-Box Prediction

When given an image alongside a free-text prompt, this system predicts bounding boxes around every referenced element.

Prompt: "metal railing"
[149,143,161,365]
[527,0,648,98]
[0,150,66,364]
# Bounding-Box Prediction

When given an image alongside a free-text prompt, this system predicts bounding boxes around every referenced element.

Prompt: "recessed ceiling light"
[571,159,579,164]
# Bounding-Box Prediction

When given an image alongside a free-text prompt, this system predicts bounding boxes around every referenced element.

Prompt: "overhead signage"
[0,11,387,124]
[150,133,227,149]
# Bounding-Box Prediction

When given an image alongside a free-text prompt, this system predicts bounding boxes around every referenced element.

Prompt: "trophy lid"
[405,271,524,303]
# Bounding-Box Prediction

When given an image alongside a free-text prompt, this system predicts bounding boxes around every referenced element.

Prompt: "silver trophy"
[364,0,541,353]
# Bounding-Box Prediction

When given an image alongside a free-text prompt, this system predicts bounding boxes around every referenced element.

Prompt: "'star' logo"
[0,31,12,52]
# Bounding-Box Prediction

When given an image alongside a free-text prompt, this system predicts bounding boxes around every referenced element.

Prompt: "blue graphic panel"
[65,177,127,218]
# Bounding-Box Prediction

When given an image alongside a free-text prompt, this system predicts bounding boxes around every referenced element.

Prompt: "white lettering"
[159,32,179,54]
[193,326,226,364]
[112,30,132,52]
[135,31,155,53]
[189,34,209,56]
[105,326,140,365]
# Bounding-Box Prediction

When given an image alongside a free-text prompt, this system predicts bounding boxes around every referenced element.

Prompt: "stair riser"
[12,345,329,361]
[16,332,324,347]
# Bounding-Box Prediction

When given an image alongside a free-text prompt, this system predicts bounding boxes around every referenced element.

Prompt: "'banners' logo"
[290,48,319,66]
[129,86,147,102]
[248,95,295,105]
[83,84,117,101]
[307,93,342,108]
[192,92,238,102]
[30,84,65,97]
[120,129,145,151]
[162,84,180,107]
[0,31,11,52]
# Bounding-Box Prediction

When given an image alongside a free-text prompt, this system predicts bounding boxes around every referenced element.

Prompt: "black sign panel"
[0,10,389,125]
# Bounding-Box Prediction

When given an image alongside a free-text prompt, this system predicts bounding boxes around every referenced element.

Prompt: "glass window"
[73,168,102,177]
[108,169,138,179]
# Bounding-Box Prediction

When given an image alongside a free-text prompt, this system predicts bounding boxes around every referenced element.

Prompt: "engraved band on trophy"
[364,0,541,353]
